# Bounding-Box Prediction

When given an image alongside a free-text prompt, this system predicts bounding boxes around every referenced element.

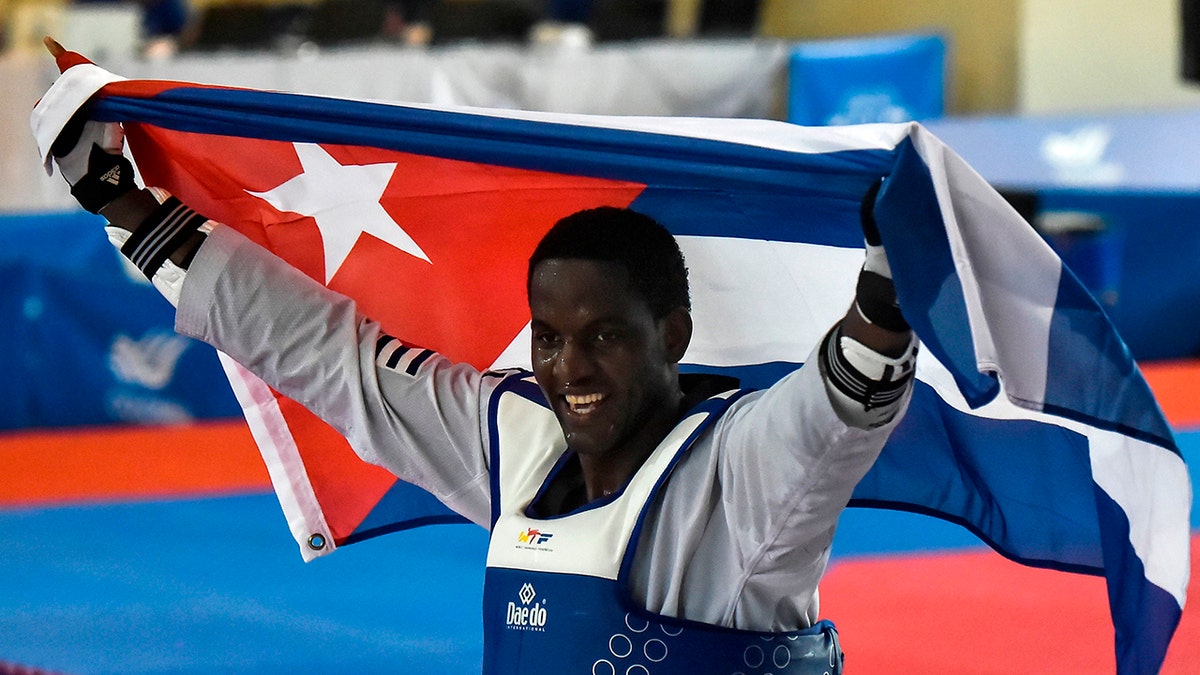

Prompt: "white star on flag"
[248,142,431,283]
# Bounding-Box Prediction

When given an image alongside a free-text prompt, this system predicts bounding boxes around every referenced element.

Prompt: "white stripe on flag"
[916,349,1190,606]
[369,99,915,157]
[488,237,864,372]
[1090,436,1192,606]
[910,126,1061,408]
[217,351,335,562]
[680,236,861,367]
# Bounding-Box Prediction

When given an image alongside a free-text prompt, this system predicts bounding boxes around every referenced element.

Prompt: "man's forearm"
[100,187,209,269]
[839,303,911,359]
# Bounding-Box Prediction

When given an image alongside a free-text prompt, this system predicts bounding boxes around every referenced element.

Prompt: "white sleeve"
[174,225,494,526]
[631,342,914,631]
[715,347,908,558]
[709,338,913,620]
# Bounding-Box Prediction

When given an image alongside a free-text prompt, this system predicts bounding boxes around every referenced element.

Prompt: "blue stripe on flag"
[680,361,804,391]
[93,87,892,245]
[1095,486,1183,675]
[344,481,466,546]
[1046,270,1176,451]
[851,382,1102,575]
[630,186,864,248]
[872,138,998,407]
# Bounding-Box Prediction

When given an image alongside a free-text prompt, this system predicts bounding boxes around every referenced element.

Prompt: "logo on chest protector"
[506,582,549,631]
[518,527,553,545]
[515,527,556,552]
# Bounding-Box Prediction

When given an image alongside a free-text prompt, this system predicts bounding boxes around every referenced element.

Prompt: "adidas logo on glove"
[100,164,122,185]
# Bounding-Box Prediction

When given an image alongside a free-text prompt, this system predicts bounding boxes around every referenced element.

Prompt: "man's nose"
[555,339,595,382]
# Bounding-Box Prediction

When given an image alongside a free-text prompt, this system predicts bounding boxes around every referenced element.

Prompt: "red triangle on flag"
[125,124,646,543]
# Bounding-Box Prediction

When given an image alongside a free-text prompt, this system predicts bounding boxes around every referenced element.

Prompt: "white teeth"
[566,393,604,411]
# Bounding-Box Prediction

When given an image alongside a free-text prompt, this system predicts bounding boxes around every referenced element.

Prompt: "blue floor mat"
[0,495,488,674]
[4,428,1195,674]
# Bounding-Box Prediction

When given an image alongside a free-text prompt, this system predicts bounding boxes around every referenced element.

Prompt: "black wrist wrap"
[71,145,136,214]
[855,270,910,332]
[120,196,208,278]
[819,324,914,411]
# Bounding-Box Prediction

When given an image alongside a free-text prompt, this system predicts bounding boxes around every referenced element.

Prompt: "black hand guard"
[69,145,136,214]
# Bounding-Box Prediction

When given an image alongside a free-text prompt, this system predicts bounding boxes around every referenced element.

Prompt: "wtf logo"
[517,528,553,545]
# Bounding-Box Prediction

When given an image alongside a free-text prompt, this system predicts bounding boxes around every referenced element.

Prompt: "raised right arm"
[32,49,495,526]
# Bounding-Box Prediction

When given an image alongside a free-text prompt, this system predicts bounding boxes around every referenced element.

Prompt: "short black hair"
[528,206,691,317]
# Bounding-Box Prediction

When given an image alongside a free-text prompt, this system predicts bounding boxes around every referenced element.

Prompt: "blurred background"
[0,1,1198,673]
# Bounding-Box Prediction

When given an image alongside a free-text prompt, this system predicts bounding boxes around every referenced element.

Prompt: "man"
[35,40,918,673]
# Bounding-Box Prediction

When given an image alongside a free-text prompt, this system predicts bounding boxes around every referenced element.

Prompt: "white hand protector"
[51,118,125,186]
[31,60,133,213]
[30,61,126,177]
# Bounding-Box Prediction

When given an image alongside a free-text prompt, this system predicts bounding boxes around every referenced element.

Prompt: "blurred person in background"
[384,0,433,46]
[73,0,192,56]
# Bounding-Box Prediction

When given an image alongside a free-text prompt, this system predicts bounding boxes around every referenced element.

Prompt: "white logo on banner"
[109,330,190,390]
[1040,124,1124,186]
[828,92,912,125]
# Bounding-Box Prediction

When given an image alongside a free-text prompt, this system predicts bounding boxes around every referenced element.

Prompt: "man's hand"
[819,178,918,428]
[33,38,209,307]
[851,178,910,338]
[38,37,135,214]
[54,119,134,214]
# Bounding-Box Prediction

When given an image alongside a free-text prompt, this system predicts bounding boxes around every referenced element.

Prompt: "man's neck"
[578,398,682,502]
[534,373,741,516]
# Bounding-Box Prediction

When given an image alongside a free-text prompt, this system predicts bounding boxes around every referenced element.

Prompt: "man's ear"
[662,307,693,364]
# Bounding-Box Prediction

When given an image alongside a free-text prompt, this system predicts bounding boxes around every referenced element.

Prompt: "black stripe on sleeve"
[405,349,434,375]
[820,325,913,411]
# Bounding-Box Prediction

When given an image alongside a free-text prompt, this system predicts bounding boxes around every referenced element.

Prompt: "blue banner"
[0,211,241,430]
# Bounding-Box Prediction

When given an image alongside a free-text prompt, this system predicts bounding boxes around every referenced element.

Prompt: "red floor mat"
[820,536,1199,674]
[0,420,268,507]
[1141,360,1200,429]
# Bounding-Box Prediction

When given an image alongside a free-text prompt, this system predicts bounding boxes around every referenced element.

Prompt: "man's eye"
[594,331,619,344]
[533,333,560,348]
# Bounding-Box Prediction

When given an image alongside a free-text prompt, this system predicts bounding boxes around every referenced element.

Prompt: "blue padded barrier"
[787,33,946,126]
[926,110,1200,360]
[0,210,240,430]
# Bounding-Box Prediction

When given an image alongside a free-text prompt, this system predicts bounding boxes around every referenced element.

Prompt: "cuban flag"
[34,52,1189,674]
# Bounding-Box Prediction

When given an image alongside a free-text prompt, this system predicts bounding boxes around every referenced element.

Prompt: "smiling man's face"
[528,258,686,465]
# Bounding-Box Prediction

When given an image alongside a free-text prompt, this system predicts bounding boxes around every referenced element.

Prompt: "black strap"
[860,178,884,246]
[819,324,914,411]
[120,196,208,278]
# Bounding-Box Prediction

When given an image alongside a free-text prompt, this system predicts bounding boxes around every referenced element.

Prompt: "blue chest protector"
[481,377,843,675]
